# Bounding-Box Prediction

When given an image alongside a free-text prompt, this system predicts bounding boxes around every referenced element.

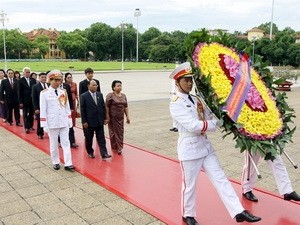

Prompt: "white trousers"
[48,127,72,166]
[180,152,244,219]
[241,151,293,195]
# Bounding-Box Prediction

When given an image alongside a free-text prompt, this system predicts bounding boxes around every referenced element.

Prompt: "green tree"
[33,35,49,59]
[3,29,32,59]
[86,22,114,61]
[287,43,300,67]
[56,31,87,59]
[258,22,279,35]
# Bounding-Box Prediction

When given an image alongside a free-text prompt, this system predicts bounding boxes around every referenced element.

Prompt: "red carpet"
[1,121,300,225]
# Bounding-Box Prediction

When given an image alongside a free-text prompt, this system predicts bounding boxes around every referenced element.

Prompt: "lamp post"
[270,0,275,40]
[0,10,8,71]
[119,22,127,71]
[134,8,141,62]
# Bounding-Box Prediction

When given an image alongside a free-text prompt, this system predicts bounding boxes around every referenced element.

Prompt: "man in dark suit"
[79,68,101,95]
[0,69,22,126]
[80,79,111,159]
[32,72,47,139]
[18,67,37,133]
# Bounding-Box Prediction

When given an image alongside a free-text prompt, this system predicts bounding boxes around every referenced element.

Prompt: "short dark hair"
[85,68,94,74]
[38,72,46,77]
[111,80,122,90]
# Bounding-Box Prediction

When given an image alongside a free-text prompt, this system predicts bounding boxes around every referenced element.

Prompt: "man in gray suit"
[80,79,111,160]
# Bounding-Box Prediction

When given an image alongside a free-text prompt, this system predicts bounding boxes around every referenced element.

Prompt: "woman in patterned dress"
[106,80,130,154]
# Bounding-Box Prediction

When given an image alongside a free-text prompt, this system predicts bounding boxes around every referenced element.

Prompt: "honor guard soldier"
[169,62,261,225]
[40,70,75,171]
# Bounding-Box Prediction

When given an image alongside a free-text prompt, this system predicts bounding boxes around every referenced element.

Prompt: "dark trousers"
[69,127,76,144]
[6,102,20,124]
[23,104,34,129]
[36,113,44,137]
[83,125,108,156]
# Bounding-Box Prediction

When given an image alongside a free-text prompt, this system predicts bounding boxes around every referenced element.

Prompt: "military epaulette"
[171,95,179,102]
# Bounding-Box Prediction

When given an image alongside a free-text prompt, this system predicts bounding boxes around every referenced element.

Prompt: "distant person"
[64,72,78,148]
[14,71,21,80]
[169,78,178,132]
[0,69,7,123]
[32,72,48,139]
[80,79,111,159]
[40,70,75,171]
[79,68,101,95]
[169,62,261,224]
[106,80,130,155]
[18,67,36,133]
[0,69,22,127]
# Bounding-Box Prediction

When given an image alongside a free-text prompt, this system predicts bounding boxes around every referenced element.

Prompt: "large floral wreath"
[186,31,296,160]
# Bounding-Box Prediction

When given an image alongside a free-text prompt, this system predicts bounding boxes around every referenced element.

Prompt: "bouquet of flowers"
[186,30,296,160]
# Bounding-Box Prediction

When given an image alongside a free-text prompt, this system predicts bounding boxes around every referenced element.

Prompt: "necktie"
[188,94,195,104]
[55,89,58,96]
[93,93,97,105]
[43,83,46,89]
[26,78,30,86]
[10,78,13,88]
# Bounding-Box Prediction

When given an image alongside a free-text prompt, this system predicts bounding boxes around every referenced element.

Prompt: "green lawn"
[2,61,176,72]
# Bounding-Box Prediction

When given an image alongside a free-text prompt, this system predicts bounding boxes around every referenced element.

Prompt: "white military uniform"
[40,86,73,166]
[242,152,293,195]
[170,91,245,219]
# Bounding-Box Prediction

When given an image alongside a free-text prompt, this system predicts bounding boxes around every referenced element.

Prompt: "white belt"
[179,132,200,138]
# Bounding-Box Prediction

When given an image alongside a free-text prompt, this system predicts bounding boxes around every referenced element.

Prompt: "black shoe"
[64,165,75,171]
[182,217,199,225]
[53,164,60,170]
[30,127,35,131]
[284,191,300,201]
[235,210,261,223]
[169,127,178,132]
[16,123,23,127]
[25,129,30,133]
[102,154,112,159]
[71,143,79,148]
[117,149,122,155]
[9,122,13,126]
[38,135,44,139]
[88,154,95,158]
[243,191,258,202]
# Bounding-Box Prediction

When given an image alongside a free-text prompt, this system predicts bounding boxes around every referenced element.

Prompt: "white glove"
[213,119,222,127]
[43,127,49,133]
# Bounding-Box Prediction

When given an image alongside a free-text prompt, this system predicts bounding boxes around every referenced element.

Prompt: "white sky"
[1,0,299,34]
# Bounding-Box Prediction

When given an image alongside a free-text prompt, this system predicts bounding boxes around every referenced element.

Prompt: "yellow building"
[25,28,66,59]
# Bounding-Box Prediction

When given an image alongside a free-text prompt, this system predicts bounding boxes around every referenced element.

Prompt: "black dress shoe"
[284,191,300,201]
[64,165,75,171]
[243,191,258,202]
[182,217,199,225]
[30,127,35,131]
[169,127,178,132]
[71,143,79,148]
[9,123,13,126]
[25,129,30,133]
[53,164,60,170]
[102,154,112,159]
[117,149,122,155]
[88,154,95,158]
[38,135,44,139]
[16,123,23,127]
[235,210,261,223]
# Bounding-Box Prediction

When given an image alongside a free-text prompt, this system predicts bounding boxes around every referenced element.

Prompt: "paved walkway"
[1,71,299,224]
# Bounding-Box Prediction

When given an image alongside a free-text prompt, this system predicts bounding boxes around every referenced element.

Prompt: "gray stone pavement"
[1,71,300,224]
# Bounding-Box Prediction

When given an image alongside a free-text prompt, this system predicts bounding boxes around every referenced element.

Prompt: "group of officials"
[0,67,112,171]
